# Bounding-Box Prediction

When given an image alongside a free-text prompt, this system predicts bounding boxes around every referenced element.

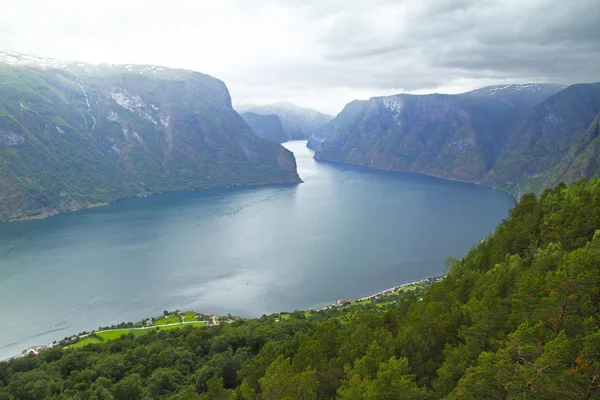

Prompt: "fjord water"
[0,141,514,359]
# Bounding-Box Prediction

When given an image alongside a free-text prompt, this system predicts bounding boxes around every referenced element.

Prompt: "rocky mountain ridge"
[313,83,600,196]
[0,50,300,221]
[240,112,287,143]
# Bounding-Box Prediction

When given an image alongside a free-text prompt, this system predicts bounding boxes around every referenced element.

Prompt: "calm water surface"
[0,141,514,359]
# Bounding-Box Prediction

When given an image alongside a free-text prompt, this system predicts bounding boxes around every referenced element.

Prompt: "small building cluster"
[312,275,446,313]
[25,345,48,356]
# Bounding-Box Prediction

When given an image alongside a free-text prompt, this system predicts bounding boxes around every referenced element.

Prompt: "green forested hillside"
[2,178,600,399]
[314,83,600,197]
[0,53,300,222]
[315,92,529,183]
[307,100,367,149]
[240,112,288,143]
[542,114,600,191]
[482,83,600,195]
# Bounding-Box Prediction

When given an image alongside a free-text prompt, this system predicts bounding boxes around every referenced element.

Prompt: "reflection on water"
[0,141,514,359]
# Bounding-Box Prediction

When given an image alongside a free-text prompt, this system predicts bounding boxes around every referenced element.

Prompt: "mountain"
[481,83,600,195]
[0,50,301,222]
[244,101,333,140]
[542,114,600,189]
[312,83,600,195]
[240,112,287,143]
[462,83,566,109]
[307,99,367,149]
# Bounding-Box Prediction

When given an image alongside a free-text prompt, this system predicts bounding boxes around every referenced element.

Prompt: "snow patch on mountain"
[0,129,25,146]
[464,83,566,97]
[0,49,182,77]
[109,88,157,125]
[106,110,120,123]
[383,96,404,113]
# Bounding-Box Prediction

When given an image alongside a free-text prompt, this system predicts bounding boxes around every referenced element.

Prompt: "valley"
[0,0,600,400]
[1,2,599,397]
[0,141,513,360]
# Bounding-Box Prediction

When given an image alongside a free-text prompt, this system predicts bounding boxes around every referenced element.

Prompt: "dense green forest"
[2,178,600,399]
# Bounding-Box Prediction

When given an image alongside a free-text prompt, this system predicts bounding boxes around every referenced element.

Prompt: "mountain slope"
[240,112,287,143]
[307,99,367,149]
[314,90,542,183]
[0,50,300,221]
[245,102,332,140]
[541,113,600,190]
[481,83,600,194]
[313,84,598,195]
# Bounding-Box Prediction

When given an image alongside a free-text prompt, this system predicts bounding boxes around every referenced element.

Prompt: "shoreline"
[2,179,302,224]
[1,275,445,362]
[308,275,445,312]
[312,156,518,202]
[3,140,520,223]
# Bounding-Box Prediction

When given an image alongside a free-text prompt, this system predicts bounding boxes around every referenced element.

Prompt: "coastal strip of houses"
[314,275,445,312]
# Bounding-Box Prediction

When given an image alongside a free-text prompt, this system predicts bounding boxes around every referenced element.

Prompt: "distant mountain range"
[239,112,287,143]
[313,83,600,197]
[240,102,333,140]
[0,50,300,221]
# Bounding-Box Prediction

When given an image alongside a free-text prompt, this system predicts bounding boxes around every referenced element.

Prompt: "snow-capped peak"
[464,83,566,97]
[0,48,94,71]
[0,49,179,76]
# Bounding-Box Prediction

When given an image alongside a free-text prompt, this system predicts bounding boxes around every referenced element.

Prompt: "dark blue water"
[0,141,514,359]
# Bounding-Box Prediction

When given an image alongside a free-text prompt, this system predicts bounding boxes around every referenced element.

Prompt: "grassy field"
[158,322,206,331]
[339,283,424,310]
[181,311,200,322]
[69,321,208,349]
[153,315,182,326]
[97,329,149,340]
[278,312,311,320]
[70,336,103,349]
[154,311,202,325]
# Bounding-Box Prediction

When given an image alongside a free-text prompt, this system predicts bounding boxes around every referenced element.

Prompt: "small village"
[313,275,446,312]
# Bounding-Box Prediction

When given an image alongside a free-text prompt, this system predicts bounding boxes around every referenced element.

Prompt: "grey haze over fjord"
[1,0,599,114]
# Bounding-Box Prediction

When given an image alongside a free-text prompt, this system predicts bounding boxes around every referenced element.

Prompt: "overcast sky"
[1,0,599,114]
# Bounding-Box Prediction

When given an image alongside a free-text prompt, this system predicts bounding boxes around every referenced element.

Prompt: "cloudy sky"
[1,0,599,114]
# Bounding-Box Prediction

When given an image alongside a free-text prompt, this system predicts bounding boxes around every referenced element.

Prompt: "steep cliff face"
[541,114,600,190]
[0,50,300,221]
[307,100,367,149]
[313,83,600,196]
[314,91,533,182]
[481,83,600,194]
[240,112,287,143]
[244,102,332,140]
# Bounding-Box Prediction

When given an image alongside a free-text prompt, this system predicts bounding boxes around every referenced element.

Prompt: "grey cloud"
[316,0,600,85]
[0,0,598,114]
